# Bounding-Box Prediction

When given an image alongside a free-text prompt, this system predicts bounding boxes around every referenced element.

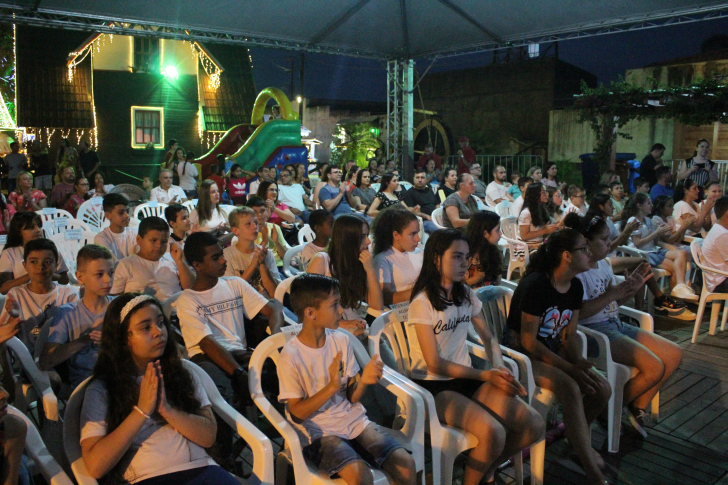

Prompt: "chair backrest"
[274,275,299,326]
[42,218,92,238]
[473,286,513,343]
[297,224,315,245]
[690,238,707,272]
[368,311,412,377]
[494,201,511,218]
[282,244,305,278]
[76,199,106,233]
[36,208,74,223]
[431,207,446,229]
[50,230,98,282]
[370,183,381,193]
[399,181,412,191]
[219,204,236,216]
[5,337,58,422]
[133,202,168,221]
[500,215,518,240]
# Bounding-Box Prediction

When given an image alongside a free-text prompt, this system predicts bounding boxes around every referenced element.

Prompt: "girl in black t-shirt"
[507,229,612,485]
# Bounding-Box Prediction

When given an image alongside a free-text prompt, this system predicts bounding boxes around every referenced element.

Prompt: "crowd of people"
[0,134,724,485]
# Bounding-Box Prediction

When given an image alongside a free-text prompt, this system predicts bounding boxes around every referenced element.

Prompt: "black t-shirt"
[79,150,100,176]
[640,154,658,187]
[506,272,583,350]
[403,186,439,215]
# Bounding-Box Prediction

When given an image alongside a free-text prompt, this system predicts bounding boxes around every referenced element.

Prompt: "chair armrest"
[618,305,654,333]
[576,330,587,359]
[378,367,425,455]
[366,306,383,319]
[578,325,614,371]
[5,338,58,421]
[500,345,537,404]
[617,245,648,259]
[465,340,518,379]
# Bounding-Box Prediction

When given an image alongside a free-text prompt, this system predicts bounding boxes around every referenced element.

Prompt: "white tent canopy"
[1,0,727,59]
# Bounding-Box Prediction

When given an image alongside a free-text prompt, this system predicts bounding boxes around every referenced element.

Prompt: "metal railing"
[446,154,544,180]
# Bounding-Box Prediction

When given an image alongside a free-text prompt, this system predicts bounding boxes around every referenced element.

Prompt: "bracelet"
[133,405,150,420]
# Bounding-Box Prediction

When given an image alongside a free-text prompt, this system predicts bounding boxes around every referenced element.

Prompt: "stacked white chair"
[297,224,316,245]
[63,361,275,485]
[5,337,59,423]
[500,216,529,280]
[36,209,74,224]
[690,238,728,342]
[494,201,511,218]
[42,218,92,238]
[133,202,168,221]
[182,199,198,212]
[249,325,426,485]
[76,199,106,233]
[50,230,97,283]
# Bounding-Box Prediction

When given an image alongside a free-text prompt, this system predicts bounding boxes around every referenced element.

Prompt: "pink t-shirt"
[268,202,290,226]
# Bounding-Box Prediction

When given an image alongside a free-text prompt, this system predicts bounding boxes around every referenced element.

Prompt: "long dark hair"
[674,179,697,205]
[523,183,550,227]
[563,212,608,242]
[257,180,279,204]
[410,229,471,312]
[544,161,559,182]
[586,194,611,220]
[546,186,563,218]
[621,192,650,224]
[525,228,582,277]
[181,151,195,175]
[651,195,673,218]
[378,173,395,194]
[440,168,457,186]
[93,293,201,439]
[6,212,42,249]
[465,211,502,282]
[372,206,418,255]
[355,169,370,188]
[328,214,370,309]
[197,179,222,224]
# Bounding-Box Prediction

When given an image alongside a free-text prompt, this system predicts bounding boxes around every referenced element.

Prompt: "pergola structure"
[2,0,728,172]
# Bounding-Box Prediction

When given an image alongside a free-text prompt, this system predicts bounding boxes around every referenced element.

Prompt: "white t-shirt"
[564,200,588,216]
[301,242,326,270]
[0,246,69,277]
[628,216,658,251]
[485,181,509,207]
[150,185,186,204]
[223,245,280,299]
[277,329,369,445]
[518,208,543,249]
[374,247,423,296]
[406,288,482,381]
[509,196,524,217]
[0,283,80,355]
[672,200,699,237]
[176,162,199,191]
[177,277,268,357]
[576,259,619,326]
[190,208,228,233]
[248,180,261,196]
[111,254,181,302]
[80,374,215,484]
[94,227,138,263]
[702,223,728,292]
[278,184,307,212]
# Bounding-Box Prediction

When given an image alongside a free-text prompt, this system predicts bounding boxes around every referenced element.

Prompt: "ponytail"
[525,228,582,277]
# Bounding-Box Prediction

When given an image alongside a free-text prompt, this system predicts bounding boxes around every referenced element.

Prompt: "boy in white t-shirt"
[0,239,80,358]
[301,209,333,270]
[39,245,114,389]
[111,216,195,302]
[278,274,415,484]
[93,193,138,263]
[164,203,191,249]
[224,207,279,299]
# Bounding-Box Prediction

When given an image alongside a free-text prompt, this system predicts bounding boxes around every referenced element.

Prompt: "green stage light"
[163,65,179,79]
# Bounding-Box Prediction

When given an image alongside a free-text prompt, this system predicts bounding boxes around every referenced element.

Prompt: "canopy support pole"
[402,59,414,181]
[386,59,414,181]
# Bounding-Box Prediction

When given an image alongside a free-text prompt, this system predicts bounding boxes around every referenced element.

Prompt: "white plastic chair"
[494,201,511,218]
[431,207,446,229]
[220,204,236,215]
[370,183,381,193]
[63,361,275,485]
[182,199,198,212]
[578,305,660,453]
[297,224,316,245]
[42,218,92,238]
[7,406,74,485]
[36,209,74,224]
[500,216,529,280]
[369,311,528,485]
[133,202,168,220]
[249,326,426,485]
[273,275,299,326]
[282,244,305,278]
[76,199,106,233]
[5,337,59,423]
[690,238,728,343]
[398,181,412,191]
[49,230,97,284]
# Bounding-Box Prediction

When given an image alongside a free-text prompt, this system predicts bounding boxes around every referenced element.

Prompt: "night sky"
[249,15,728,103]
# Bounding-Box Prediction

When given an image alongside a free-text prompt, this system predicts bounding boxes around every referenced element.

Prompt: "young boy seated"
[93,194,138,263]
[633,176,650,195]
[278,274,416,485]
[0,239,80,357]
[564,184,588,215]
[224,207,280,299]
[610,181,626,218]
[246,196,290,270]
[39,245,114,389]
[111,216,195,302]
[302,209,334,270]
[164,203,191,249]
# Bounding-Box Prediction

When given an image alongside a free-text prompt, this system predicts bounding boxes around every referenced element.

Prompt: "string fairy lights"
[189,42,223,91]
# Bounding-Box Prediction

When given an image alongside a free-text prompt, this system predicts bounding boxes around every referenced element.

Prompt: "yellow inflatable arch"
[250,87,299,126]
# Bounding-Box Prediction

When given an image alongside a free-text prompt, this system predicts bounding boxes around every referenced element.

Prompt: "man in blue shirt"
[650,166,674,201]
[319,165,356,218]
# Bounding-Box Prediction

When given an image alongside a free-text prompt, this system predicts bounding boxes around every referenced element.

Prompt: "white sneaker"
[671,284,699,302]
[671,307,698,321]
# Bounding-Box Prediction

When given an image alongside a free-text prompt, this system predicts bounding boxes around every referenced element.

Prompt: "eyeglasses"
[573,194,585,199]
[571,245,591,254]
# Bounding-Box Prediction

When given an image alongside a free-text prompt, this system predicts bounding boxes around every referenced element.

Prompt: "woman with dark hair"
[227,164,248,206]
[345,165,359,185]
[564,213,682,438]
[64,177,90,217]
[437,168,458,201]
[312,163,332,207]
[507,229,611,485]
[442,173,478,230]
[177,151,199,199]
[465,211,502,288]
[672,179,714,237]
[0,212,69,294]
[407,229,543,485]
[372,207,422,305]
[352,169,376,210]
[677,138,719,186]
[257,180,295,225]
[518,183,557,250]
[190,180,230,238]
[307,214,383,336]
[367,173,412,217]
[650,195,696,246]
[292,162,310,193]
[586,194,637,253]
[546,186,565,224]
[79,293,236,484]
[698,180,722,236]
[89,172,113,197]
[542,161,560,189]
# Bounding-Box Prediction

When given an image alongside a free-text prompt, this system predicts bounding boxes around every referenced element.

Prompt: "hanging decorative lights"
[189,42,223,92]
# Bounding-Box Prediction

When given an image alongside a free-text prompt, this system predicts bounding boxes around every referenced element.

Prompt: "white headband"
[120,295,156,323]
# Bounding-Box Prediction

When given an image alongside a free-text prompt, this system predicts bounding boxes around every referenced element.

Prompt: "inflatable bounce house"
[194,87,308,179]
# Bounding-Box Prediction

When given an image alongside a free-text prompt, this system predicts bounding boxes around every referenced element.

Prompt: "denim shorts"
[585,317,640,344]
[303,423,406,477]
[647,248,668,267]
